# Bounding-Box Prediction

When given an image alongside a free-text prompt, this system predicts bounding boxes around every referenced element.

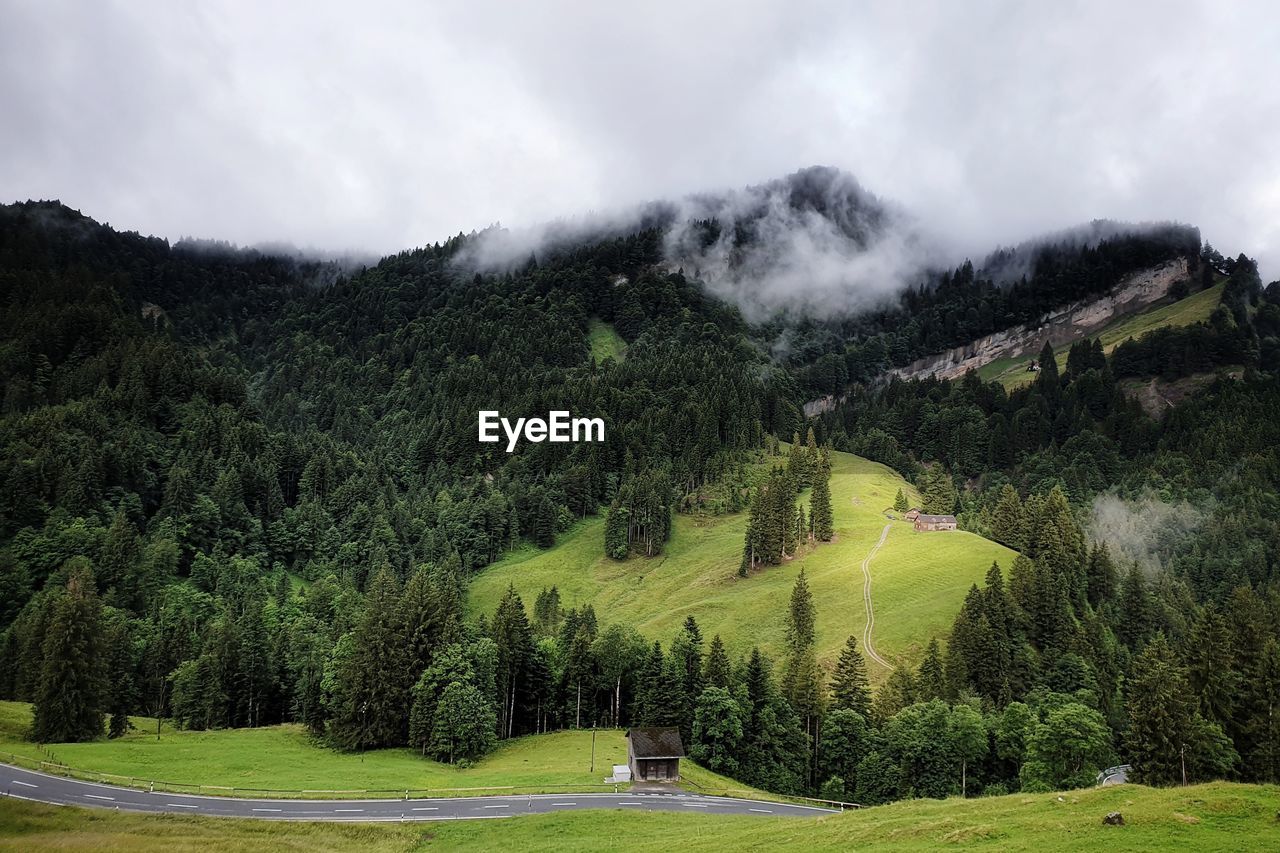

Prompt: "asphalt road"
[1,763,834,821]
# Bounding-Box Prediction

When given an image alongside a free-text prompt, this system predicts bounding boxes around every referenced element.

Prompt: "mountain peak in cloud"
[664,166,936,321]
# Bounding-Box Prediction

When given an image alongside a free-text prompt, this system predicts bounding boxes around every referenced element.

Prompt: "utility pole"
[590,727,596,774]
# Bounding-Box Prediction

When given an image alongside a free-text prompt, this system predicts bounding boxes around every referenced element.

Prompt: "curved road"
[0,763,833,821]
[859,524,894,669]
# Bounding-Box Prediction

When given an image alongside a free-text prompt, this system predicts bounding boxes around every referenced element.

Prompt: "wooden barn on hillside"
[914,514,957,532]
[626,727,684,782]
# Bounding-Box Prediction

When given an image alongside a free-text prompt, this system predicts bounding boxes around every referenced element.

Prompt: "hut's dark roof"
[916,514,957,524]
[628,727,685,758]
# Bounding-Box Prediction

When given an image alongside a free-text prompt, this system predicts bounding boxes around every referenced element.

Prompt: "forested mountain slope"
[3,177,1280,807]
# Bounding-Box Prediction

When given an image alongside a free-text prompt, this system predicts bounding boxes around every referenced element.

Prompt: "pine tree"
[33,565,106,743]
[810,452,834,542]
[1126,633,1196,785]
[633,641,665,724]
[533,495,557,549]
[916,638,946,701]
[676,616,706,708]
[784,570,816,654]
[703,634,732,689]
[98,510,139,603]
[1085,542,1117,607]
[401,565,445,688]
[532,586,563,636]
[829,636,872,717]
[1035,341,1060,407]
[946,585,1001,700]
[990,483,1024,550]
[1249,638,1280,783]
[918,465,956,514]
[739,487,765,576]
[104,613,134,739]
[329,567,408,749]
[604,502,630,559]
[787,434,809,489]
[1186,606,1238,729]
[743,647,770,724]
[1031,486,1086,610]
[237,598,273,727]
[491,585,534,738]
[893,488,908,513]
[980,561,1014,688]
[778,470,799,559]
[1118,564,1153,649]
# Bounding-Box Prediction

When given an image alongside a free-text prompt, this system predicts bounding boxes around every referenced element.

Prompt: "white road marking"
[334,808,363,812]
[167,803,198,809]
[682,803,708,808]
[252,807,282,812]
[411,807,438,811]
[84,794,114,801]
[619,801,642,805]
[749,808,774,813]
[551,802,577,806]
[11,780,38,788]
[481,804,509,809]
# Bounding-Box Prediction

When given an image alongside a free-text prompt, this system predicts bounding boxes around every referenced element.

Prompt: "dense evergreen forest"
[2,191,1279,803]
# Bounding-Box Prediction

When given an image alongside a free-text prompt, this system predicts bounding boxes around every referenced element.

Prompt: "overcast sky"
[3,0,1278,276]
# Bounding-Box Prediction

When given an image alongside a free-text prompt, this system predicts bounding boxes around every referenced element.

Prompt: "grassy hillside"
[977,282,1224,390]
[0,702,752,799]
[469,451,1016,678]
[0,700,625,794]
[4,781,1277,852]
[587,318,627,363]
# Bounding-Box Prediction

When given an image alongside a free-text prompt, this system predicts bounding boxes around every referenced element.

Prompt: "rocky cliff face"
[886,257,1191,383]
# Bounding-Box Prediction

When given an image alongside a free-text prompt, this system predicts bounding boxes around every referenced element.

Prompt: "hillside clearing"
[587,318,627,363]
[469,450,1016,678]
[978,282,1224,390]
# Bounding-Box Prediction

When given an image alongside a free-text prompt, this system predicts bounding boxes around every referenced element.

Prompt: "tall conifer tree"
[33,565,106,743]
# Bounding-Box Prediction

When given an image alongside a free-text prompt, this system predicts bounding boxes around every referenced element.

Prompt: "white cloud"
[2,0,1278,279]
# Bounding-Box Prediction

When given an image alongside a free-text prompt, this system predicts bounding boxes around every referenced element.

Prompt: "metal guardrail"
[1096,763,1131,785]
[0,751,623,800]
[682,776,860,810]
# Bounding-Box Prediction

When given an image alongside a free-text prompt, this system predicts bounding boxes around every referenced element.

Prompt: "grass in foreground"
[978,283,1224,390]
[0,702,618,795]
[469,450,1015,679]
[3,781,1277,852]
[0,701,765,801]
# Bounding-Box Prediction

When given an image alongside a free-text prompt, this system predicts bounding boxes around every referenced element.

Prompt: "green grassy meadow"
[0,701,753,799]
[3,781,1277,852]
[587,318,627,363]
[469,450,1016,678]
[977,282,1224,390]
